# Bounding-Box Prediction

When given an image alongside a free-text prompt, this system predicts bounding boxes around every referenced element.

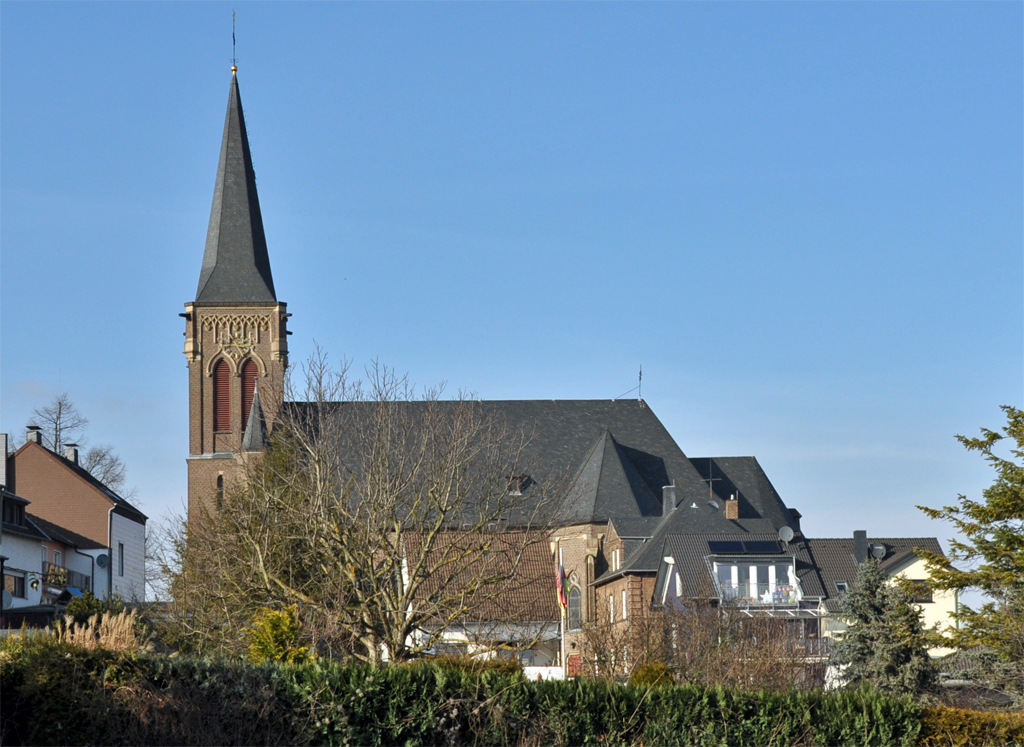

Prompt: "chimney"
[854,530,868,565]
[25,426,42,445]
[661,484,676,516]
[63,443,79,466]
[0,433,7,488]
[725,494,739,520]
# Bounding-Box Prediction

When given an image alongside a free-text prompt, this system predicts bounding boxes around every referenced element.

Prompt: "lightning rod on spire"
[231,11,238,73]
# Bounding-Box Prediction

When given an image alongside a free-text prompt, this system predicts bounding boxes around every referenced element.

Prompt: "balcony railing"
[43,562,91,592]
[718,581,800,606]
[790,637,830,657]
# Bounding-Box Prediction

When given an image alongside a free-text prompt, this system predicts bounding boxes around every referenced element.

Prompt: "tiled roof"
[283,399,717,526]
[805,537,946,611]
[11,442,148,524]
[595,456,803,583]
[195,74,276,304]
[408,531,558,625]
[654,532,827,602]
[27,513,106,551]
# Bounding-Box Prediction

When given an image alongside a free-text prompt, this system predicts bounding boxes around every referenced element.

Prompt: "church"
[182,70,956,674]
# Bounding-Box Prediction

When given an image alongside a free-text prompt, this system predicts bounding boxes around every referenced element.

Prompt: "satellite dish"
[96,554,110,569]
[870,544,885,559]
[778,526,795,543]
[1,590,11,610]
[707,500,720,511]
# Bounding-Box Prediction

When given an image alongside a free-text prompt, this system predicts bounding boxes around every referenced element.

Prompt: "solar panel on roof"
[708,540,745,554]
[743,540,782,554]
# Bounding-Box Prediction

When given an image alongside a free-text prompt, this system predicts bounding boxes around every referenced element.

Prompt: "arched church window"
[241,360,258,430]
[213,360,230,432]
[216,475,224,509]
[568,586,582,631]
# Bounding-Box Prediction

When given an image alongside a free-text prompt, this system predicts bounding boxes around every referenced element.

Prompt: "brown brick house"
[6,435,147,601]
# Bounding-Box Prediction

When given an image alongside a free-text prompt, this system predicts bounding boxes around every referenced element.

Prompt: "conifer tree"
[831,558,934,695]
[918,405,1024,665]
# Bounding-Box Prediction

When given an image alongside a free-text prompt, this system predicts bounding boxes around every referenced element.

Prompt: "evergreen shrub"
[1,637,927,746]
[918,706,1024,746]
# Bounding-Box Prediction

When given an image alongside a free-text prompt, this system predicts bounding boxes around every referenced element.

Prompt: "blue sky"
[2,2,1021,554]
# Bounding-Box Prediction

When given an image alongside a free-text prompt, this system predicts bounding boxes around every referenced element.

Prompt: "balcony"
[717,581,800,607]
[43,562,91,593]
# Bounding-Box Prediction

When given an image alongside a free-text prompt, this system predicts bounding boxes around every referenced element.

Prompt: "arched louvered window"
[213,360,230,432]
[241,360,258,430]
[568,586,582,631]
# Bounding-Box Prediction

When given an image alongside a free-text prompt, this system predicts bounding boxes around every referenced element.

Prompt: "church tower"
[184,70,288,519]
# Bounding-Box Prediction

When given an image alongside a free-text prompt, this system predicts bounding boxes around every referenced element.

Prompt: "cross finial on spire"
[231,11,238,74]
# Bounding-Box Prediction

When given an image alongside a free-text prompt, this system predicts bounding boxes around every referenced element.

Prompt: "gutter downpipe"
[72,546,96,596]
[107,505,115,600]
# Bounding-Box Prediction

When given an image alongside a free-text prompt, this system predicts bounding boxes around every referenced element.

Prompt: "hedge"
[0,635,977,747]
[918,705,1024,747]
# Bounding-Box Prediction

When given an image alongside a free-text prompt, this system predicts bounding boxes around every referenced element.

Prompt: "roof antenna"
[231,11,238,73]
[613,365,644,401]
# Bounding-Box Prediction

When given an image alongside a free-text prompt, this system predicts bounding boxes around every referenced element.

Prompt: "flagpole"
[560,606,566,678]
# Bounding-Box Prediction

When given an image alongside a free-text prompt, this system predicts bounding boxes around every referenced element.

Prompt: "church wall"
[184,302,287,515]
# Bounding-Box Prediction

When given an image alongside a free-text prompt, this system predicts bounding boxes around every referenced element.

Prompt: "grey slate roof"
[283,399,718,526]
[804,536,946,612]
[655,532,827,601]
[241,384,268,451]
[28,514,106,551]
[597,456,803,583]
[195,74,276,304]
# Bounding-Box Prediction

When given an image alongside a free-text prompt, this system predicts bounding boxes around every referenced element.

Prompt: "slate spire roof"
[241,383,268,451]
[195,73,277,304]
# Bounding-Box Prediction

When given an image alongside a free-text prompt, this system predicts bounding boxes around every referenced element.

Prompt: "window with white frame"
[622,590,627,620]
[711,558,800,605]
[609,594,614,623]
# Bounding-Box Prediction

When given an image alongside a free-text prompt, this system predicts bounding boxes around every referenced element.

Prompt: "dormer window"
[834,581,848,594]
[2,501,25,526]
[508,475,530,496]
[711,557,801,606]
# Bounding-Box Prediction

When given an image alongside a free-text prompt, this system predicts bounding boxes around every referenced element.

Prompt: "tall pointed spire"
[195,74,276,304]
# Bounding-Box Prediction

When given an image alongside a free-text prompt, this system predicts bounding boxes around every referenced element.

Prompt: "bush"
[629,661,673,688]
[418,653,523,677]
[918,705,1024,746]
[244,606,311,665]
[65,591,125,625]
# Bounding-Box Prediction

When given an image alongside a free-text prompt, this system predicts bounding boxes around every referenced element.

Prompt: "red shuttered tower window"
[213,360,230,432]
[241,360,258,430]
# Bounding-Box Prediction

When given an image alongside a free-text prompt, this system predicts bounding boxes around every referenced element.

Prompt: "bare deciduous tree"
[32,392,88,452]
[29,393,134,495]
[577,598,821,690]
[81,444,128,492]
[164,351,563,662]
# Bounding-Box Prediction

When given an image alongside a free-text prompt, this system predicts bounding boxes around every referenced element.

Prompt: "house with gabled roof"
[5,430,146,602]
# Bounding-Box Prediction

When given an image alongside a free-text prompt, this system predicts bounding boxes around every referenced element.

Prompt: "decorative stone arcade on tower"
[183,71,288,519]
